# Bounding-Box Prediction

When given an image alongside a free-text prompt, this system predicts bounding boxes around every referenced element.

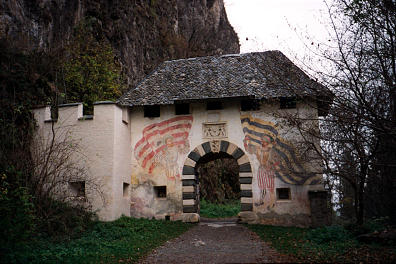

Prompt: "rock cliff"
[0,0,239,87]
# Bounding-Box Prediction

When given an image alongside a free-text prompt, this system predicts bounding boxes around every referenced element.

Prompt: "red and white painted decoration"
[134,116,193,179]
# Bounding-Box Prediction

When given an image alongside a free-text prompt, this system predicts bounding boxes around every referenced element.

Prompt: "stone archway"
[181,140,253,215]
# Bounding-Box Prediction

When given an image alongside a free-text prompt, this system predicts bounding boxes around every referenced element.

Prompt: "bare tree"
[280,0,395,225]
[30,121,105,224]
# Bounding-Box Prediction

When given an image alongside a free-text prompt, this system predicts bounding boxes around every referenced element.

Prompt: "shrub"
[0,169,36,257]
[35,199,96,240]
[62,17,124,114]
[346,217,389,236]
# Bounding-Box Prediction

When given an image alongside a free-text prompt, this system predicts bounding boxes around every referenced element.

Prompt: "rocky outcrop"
[0,0,239,88]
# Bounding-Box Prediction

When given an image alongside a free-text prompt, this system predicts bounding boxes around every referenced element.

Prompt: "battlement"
[33,101,130,126]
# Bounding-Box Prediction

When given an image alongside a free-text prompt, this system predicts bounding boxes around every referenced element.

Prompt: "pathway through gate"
[138,219,295,264]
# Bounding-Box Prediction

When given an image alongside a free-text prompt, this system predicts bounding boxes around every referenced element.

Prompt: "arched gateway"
[33,51,331,227]
[182,141,253,214]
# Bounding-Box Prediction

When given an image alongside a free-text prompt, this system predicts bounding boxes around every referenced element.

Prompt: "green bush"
[0,169,36,261]
[35,199,96,240]
[346,217,389,236]
[62,17,124,114]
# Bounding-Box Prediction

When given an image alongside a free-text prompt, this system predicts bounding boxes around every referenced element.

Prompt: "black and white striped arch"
[182,140,253,213]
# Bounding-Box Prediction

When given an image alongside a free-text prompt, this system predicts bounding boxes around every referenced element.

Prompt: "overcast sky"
[223,0,331,59]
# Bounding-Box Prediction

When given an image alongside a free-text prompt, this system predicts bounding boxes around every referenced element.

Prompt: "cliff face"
[0,0,239,87]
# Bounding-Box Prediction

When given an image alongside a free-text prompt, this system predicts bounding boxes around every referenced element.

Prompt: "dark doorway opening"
[196,152,240,218]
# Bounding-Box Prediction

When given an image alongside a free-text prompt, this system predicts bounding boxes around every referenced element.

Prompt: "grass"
[248,224,396,263]
[3,216,192,264]
[199,199,240,218]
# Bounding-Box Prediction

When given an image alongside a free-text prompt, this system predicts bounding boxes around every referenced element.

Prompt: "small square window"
[175,103,190,115]
[241,99,260,111]
[123,182,130,198]
[154,186,166,198]
[70,181,85,197]
[144,105,160,117]
[277,188,291,200]
[280,97,296,109]
[207,101,223,110]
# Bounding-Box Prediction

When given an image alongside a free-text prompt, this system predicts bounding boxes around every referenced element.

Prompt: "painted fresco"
[241,115,321,208]
[134,116,193,180]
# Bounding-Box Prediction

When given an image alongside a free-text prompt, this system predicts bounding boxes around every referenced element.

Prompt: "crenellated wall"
[33,98,326,226]
[33,102,131,221]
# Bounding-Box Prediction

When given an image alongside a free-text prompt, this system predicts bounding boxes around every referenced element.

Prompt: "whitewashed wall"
[129,99,324,226]
[33,102,131,221]
[34,98,324,225]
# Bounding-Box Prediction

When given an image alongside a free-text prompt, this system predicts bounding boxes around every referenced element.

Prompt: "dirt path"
[138,219,295,264]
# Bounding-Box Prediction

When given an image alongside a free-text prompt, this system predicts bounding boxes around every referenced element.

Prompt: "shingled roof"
[118,51,329,106]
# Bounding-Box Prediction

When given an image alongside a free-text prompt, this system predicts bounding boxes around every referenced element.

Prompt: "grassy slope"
[4,216,192,264]
[248,224,396,263]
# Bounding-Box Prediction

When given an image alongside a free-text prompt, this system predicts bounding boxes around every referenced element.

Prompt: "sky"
[223,0,331,60]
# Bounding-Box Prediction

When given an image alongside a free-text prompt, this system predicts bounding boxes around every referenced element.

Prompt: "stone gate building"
[33,51,330,227]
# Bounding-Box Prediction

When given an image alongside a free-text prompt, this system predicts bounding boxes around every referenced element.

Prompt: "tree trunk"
[357,177,365,225]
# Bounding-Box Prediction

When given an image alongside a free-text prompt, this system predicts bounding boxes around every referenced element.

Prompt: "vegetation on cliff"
[0,0,240,88]
[0,0,239,260]
[62,17,124,113]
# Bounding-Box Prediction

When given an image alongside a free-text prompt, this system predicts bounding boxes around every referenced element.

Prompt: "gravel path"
[138,219,295,264]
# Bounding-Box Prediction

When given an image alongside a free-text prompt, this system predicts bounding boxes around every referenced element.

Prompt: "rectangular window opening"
[175,103,190,115]
[83,104,94,116]
[277,188,291,200]
[241,99,260,111]
[123,182,130,198]
[207,101,223,110]
[280,97,297,109]
[154,186,167,198]
[144,105,160,117]
[70,181,85,197]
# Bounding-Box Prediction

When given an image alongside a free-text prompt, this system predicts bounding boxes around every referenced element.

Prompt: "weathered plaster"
[130,181,182,219]
[33,98,325,226]
[128,99,324,226]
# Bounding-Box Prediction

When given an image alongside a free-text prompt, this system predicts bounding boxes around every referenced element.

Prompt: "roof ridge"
[118,51,328,106]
